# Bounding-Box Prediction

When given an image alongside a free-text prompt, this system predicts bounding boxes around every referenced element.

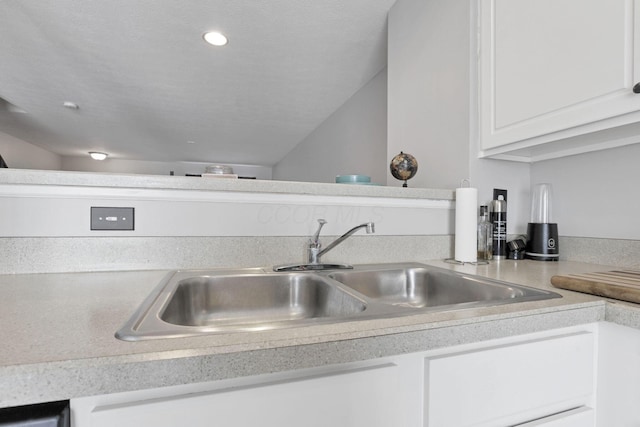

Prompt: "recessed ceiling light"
[63,101,79,110]
[187,140,196,144]
[89,152,108,161]
[203,31,228,46]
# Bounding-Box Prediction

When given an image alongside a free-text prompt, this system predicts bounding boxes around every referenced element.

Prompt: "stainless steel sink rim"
[115,263,562,341]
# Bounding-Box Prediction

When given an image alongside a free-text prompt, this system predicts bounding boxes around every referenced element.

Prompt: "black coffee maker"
[526,183,559,261]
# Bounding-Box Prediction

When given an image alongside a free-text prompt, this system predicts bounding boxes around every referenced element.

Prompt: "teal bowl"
[335,175,371,184]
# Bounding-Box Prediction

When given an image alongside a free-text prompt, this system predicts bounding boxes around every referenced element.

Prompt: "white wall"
[468,158,531,235]
[0,131,273,179]
[531,144,640,240]
[387,0,470,190]
[273,69,388,184]
[388,0,531,234]
[0,131,61,170]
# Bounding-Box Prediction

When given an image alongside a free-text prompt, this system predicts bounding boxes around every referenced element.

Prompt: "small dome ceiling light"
[63,101,79,110]
[89,152,108,161]
[203,31,228,46]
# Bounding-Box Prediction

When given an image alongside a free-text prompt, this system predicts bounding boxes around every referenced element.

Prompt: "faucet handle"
[310,219,327,246]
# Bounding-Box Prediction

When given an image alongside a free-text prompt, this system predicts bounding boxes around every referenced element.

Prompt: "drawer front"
[517,406,595,426]
[424,331,595,427]
[77,363,402,427]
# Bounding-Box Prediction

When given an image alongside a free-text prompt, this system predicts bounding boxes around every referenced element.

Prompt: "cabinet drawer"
[424,332,594,427]
[516,406,595,426]
[75,363,401,427]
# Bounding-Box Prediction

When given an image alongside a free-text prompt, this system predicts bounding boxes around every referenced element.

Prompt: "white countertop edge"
[0,169,454,200]
[1,303,604,408]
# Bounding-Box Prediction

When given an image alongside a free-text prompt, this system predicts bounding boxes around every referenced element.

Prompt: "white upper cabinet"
[478,0,640,161]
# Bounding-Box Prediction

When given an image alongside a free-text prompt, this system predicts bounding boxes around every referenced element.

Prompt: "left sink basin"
[163,274,367,326]
[116,270,367,341]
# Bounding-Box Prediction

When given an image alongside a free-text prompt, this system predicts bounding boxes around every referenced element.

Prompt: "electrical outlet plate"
[91,207,135,231]
[493,188,508,202]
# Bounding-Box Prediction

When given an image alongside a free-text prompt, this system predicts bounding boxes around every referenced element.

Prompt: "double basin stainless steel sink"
[116,263,561,341]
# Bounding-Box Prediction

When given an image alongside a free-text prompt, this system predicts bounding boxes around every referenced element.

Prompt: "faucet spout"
[314,222,375,262]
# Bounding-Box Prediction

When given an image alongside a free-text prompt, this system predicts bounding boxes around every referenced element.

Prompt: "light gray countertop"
[1,259,638,408]
[0,168,454,200]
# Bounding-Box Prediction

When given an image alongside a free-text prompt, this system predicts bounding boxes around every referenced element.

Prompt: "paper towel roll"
[455,187,478,262]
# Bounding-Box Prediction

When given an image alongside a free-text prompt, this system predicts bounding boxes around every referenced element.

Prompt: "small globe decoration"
[390,151,418,187]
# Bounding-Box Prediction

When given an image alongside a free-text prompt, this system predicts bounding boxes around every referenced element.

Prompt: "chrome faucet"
[273,219,375,271]
[307,219,375,264]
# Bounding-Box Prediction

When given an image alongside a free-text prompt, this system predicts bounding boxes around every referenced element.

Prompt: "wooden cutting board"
[551,270,640,303]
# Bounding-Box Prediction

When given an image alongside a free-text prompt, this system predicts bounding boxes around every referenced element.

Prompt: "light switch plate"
[91,207,135,231]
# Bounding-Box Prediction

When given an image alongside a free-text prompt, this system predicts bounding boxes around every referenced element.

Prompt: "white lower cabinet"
[424,331,595,427]
[72,363,410,427]
[596,321,640,426]
[71,326,596,427]
[516,407,595,426]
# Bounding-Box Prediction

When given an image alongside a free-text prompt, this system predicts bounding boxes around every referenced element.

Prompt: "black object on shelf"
[0,154,8,168]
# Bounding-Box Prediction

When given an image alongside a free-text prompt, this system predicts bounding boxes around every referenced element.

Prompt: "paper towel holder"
[451,179,487,265]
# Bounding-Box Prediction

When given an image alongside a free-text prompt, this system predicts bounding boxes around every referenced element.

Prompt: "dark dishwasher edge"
[0,400,69,426]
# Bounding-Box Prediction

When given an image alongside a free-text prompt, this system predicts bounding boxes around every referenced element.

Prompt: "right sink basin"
[327,264,561,309]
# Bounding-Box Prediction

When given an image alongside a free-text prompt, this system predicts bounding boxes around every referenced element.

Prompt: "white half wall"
[0,131,61,170]
[0,183,453,238]
[0,175,454,273]
[273,69,388,184]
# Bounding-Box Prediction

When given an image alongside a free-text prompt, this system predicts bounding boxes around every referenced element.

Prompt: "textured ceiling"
[0,0,396,166]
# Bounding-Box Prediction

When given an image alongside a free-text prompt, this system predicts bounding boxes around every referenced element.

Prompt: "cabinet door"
[596,321,640,425]
[77,364,403,427]
[424,331,595,427]
[516,407,595,426]
[479,0,640,152]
